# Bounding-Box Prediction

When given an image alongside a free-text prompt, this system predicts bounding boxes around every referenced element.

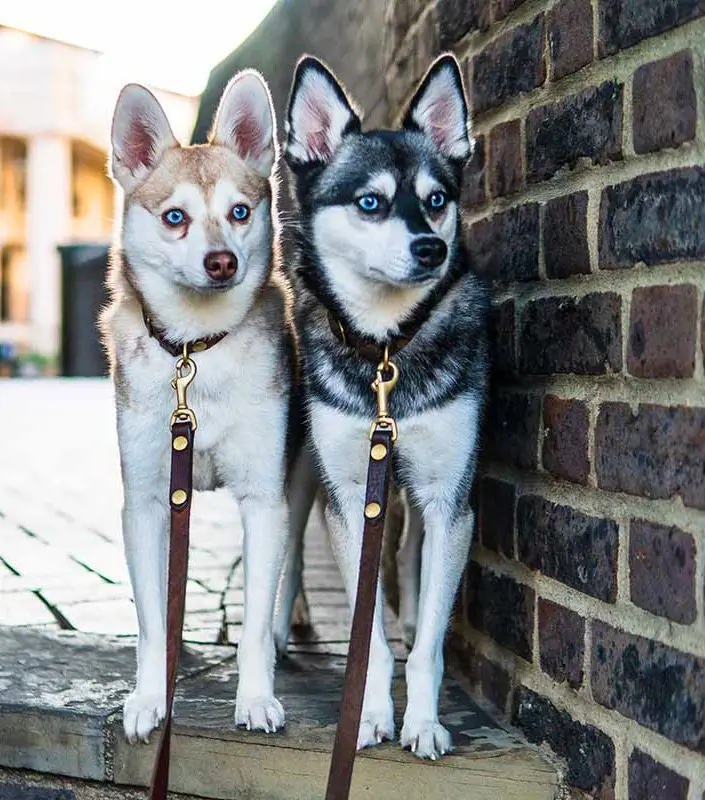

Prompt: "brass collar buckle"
[170,343,198,430]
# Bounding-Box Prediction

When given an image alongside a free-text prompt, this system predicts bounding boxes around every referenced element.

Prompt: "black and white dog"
[277,54,489,760]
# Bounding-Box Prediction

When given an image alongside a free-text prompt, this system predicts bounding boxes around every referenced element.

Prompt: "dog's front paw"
[401,719,453,760]
[357,703,395,750]
[123,689,166,744]
[235,694,285,733]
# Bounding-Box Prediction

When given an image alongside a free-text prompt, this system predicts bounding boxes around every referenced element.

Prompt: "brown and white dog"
[101,71,303,744]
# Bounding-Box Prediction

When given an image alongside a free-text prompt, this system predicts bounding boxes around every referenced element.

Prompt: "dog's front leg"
[326,493,396,749]
[401,502,474,759]
[121,487,169,743]
[235,493,289,732]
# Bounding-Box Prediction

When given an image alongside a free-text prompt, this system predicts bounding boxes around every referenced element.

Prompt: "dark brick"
[457,639,511,710]
[628,750,689,800]
[599,167,705,269]
[466,204,540,282]
[473,16,545,114]
[527,81,623,183]
[518,495,618,601]
[628,284,697,378]
[489,300,516,374]
[520,293,622,375]
[703,295,705,372]
[466,562,534,659]
[482,390,541,469]
[596,403,705,509]
[548,0,593,79]
[438,0,490,48]
[592,621,705,752]
[633,51,696,154]
[489,120,522,198]
[478,477,515,557]
[539,599,585,688]
[492,0,528,20]
[512,686,615,795]
[630,519,696,624]
[544,191,591,278]
[462,135,486,210]
[599,0,705,56]
[543,396,590,484]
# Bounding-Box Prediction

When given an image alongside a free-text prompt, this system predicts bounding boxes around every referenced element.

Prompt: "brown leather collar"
[327,311,422,363]
[142,309,228,358]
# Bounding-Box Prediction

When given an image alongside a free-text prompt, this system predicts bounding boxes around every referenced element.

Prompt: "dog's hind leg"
[396,492,423,650]
[273,445,318,656]
[401,503,474,760]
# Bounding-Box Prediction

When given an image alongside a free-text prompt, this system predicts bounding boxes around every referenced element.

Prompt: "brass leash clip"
[170,343,198,430]
[369,346,399,441]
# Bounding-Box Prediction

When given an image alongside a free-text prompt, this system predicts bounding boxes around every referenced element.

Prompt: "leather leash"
[146,336,222,800]
[324,352,399,800]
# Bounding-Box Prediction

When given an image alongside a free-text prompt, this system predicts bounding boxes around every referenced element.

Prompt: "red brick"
[629,519,696,624]
[517,495,618,602]
[473,16,546,114]
[520,293,622,375]
[542,396,590,484]
[596,403,705,509]
[467,562,534,660]
[592,621,705,752]
[628,750,689,800]
[527,81,623,183]
[633,51,696,154]
[599,168,705,269]
[628,285,697,378]
[548,0,593,80]
[489,120,522,198]
[544,191,590,278]
[462,135,486,210]
[478,477,515,557]
[457,639,511,710]
[466,204,540,282]
[538,599,585,688]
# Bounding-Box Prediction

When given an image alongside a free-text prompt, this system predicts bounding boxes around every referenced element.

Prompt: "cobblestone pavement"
[0,378,383,649]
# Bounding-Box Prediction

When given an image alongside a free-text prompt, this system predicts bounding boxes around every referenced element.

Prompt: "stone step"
[0,628,559,800]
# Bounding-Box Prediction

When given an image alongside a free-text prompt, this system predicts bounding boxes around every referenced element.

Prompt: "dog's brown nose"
[204,250,237,281]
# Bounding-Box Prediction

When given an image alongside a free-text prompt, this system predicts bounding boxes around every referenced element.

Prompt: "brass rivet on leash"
[370,443,387,460]
[191,340,208,353]
[173,435,188,451]
[364,501,381,519]
[171,489,187,505]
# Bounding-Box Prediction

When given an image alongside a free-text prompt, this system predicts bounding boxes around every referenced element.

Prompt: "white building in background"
[0,26,197,360]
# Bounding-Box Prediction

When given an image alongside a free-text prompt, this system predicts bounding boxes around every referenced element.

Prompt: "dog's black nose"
[204,250,237,281]
[410,236,447,269]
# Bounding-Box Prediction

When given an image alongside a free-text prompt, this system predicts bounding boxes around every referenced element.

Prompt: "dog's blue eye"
[428,191,447,210]
[163,208,185,226]
[231,204,250,222]
[357,194,381,213]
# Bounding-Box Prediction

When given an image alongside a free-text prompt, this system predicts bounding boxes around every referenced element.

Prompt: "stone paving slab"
[0,628,557,800]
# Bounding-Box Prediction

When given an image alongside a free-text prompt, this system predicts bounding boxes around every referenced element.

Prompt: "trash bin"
[59,243,110,377]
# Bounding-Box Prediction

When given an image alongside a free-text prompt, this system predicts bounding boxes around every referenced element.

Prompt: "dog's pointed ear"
[402,54,472,164]
[284,56,361,169]
[110,84,179,193]
[210,70,276,177]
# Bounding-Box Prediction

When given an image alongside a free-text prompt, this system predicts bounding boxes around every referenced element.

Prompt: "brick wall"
[385,1,705,797]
